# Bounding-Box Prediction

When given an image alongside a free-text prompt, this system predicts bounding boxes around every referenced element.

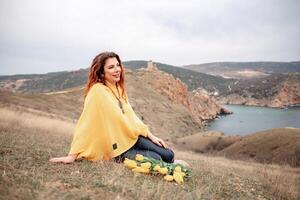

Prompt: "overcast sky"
[0,0,299,75]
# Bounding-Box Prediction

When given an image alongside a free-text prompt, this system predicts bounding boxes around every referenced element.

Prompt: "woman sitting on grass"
[49,52,179,165]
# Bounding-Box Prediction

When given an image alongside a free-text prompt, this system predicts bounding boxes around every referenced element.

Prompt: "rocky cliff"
[271,75,300,107]
[136,61,231,125]
[217,74,300,108]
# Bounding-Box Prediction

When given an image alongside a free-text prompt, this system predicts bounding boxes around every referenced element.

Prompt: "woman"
[49,52,175,164]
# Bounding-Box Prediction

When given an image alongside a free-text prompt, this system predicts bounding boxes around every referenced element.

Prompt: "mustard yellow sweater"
[69,81,148,161]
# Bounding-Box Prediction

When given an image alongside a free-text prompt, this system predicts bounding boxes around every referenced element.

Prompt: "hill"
[184,61,300,79]
[0,60,299,109]
[127,62,300,108]
[124,61,233,92]
[0,69,88,93]
[218,127,300,166]
[0,60,232,93]
[217,73,300,107]
[0,65,232,137]
[175,128,300,167]
[1,107,299,200]
[0,73,201,139]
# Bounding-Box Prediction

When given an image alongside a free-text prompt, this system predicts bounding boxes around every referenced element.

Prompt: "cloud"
[0,0,299,75]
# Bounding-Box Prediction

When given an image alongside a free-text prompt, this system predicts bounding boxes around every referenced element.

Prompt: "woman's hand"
[147,131,168,148]
[49,154,77,164]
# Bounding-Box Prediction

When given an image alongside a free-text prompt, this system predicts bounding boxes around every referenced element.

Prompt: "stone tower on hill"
[146,60,158,71]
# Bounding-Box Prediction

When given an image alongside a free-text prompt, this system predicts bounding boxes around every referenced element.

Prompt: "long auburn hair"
[84,52,126,99]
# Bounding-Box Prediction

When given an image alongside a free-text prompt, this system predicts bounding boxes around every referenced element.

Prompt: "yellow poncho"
[69,81,149,161]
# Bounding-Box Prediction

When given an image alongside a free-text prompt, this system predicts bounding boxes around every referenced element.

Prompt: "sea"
[205,105,300,136]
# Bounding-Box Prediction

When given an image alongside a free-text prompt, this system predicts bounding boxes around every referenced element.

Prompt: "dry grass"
[0,108,75,136]
[1,108,299,200]
[175,127,300,167]
[219,127,300,167]
[175,132,240,153]
[0,90,84,123]
[176,151,300,200]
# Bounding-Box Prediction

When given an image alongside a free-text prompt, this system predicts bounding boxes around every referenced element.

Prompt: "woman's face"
[103,57,122,84]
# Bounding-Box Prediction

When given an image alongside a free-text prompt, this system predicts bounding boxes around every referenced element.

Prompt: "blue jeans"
[114,136,174,163]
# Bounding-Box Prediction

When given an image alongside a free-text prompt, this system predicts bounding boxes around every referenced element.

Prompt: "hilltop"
[175,128,300,167]
[184,61,300,79]
[0,61,231,93]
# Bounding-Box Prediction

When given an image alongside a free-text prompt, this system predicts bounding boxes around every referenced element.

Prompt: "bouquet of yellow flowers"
[123,154,192,184]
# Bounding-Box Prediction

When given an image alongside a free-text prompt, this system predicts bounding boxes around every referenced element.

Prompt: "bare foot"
[49,155,76,164]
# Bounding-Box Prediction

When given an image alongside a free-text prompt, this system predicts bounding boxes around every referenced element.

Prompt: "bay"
[205,105,300,136]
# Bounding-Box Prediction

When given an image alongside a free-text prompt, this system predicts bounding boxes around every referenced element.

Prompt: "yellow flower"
[174,166,182,173]
[135,154,144,162]
[132,166,150,174]
[180,172,186,177]
[163,175,174,182]
[141,162,152,169]
[153,165,161,171]
[158,167,168,175]
[173,172,184,184]
[123,158,137,169]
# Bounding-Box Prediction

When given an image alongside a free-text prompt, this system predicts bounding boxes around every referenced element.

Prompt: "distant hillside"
[124,61,233,92]
[1,60,299,108]
[184,61,300,79]
[217,73,300,107]
[0,60,232,93]
[0,69,88,93]
[222,73,286,97]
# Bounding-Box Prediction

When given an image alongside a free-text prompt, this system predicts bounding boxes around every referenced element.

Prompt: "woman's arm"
[147,130,168,148]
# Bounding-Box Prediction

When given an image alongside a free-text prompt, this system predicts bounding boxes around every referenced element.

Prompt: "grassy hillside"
[0,69,88,93]
[0,71,202,139]
[175,128,300,167]
[218,127,300,166]
[0,61,232,93]
[0,87,85,122]
[218,73,300,101]
[184,61,300,74]
[1,72,299,199]
[1,60,299,106]
[124,61,233,92]
[1,107,299,200]
[220,74,286,97]
[2,60,297,104]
